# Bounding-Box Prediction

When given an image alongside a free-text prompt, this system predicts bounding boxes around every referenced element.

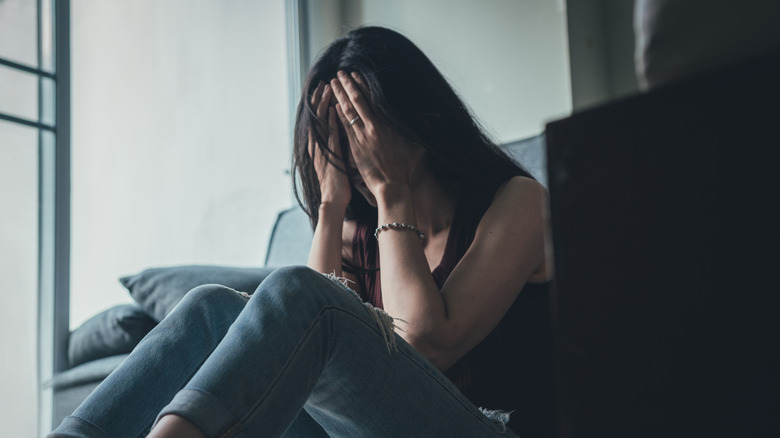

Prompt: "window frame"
[0,0,71,433]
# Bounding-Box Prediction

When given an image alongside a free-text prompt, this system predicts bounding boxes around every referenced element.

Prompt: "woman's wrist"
[317,201,348,227]
[373,182,413,207]
[318,200,349,215]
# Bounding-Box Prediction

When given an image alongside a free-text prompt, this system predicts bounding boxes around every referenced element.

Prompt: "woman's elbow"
[401,329,465,372]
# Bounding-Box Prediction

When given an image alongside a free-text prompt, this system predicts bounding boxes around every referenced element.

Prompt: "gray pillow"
[119,265,276,322]
[68,303,157,368]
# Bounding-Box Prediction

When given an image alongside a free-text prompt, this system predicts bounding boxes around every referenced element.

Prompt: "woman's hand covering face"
[308,81,351,208]
[330,71,424,197]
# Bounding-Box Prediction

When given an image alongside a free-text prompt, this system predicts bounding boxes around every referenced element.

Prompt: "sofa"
[45,135,547,429]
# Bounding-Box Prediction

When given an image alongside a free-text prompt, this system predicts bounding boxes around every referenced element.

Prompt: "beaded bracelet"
[374,222,426,241]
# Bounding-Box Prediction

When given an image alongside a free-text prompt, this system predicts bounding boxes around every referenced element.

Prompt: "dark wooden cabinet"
[545,49,780,437]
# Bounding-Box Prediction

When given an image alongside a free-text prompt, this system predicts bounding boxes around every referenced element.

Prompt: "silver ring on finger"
[349,116,361,127]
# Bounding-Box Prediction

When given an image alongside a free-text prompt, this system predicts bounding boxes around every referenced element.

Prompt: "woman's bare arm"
[376,177,549,371]
[307,203,347,276]
[305,80,355,279]
[307,211,362,296]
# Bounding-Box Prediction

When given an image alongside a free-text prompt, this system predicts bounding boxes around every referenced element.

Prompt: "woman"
[51,26,553,438]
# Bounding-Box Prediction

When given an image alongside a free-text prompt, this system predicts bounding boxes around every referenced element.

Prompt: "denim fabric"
[50,266,518,438]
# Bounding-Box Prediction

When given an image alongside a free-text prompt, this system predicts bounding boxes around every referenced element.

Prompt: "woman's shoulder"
[458,175,546,238]
[477,175,551,282]
[501,174,546,191]
[489,176,547,211]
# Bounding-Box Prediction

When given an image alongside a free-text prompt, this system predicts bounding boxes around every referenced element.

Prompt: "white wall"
[306,0,572,143]
[70,0,291,328]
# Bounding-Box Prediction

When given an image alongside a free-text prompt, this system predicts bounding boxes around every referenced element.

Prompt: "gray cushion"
[48,354,130,390]
[68,304,156,368]
[120,265,276,322]
[502,133,547,187]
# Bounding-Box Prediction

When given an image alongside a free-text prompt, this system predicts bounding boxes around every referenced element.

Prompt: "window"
[0,0,69,435]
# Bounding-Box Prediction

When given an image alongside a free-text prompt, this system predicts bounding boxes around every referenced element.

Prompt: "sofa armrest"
[265,206,313,267]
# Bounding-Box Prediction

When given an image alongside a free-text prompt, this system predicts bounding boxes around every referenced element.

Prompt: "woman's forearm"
[374,185,449,361]
[307,202,348,276]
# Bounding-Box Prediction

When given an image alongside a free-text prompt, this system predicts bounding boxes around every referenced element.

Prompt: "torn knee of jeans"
[320,271,401,354]
[224,286,251,299]
[361,302,402,353]
[479,408,513,432]
[321,271,358,295]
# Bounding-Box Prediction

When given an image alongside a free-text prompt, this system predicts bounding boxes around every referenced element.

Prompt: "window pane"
[42,0,55,73]
[42,76,56,126]
[0,120,40,437]
[0,64,38,122]
[0,0,38,67]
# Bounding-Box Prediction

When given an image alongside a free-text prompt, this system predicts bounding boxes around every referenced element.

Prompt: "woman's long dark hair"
[292,26,532,227]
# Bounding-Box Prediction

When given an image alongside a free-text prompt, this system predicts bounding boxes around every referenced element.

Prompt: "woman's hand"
[330,71,423,199]
[309,81,351,209]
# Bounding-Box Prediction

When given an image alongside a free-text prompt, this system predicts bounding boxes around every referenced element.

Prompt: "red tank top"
[350,183,555,437]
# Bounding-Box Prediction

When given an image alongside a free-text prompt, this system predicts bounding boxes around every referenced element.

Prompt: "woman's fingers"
[328,105,338,128]
[316,84,332,121]
[334,103,356,142]
[330,78,359,126]
[308,82,323,162]
[350,71,370,97]
[308,129,317,161]
[330,71,373,128]
[338,70,372,120]
[309,81,335,160]
[327,106,340,150]
[310,81,324,106]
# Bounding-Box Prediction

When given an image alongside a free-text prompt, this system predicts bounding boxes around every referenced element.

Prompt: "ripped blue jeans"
[50,266,518,438]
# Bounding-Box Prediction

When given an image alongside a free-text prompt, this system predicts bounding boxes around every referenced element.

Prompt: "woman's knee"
[173,284,248,321]
[249,265,358,313]
[259,265,320,287]
[254,266,318,298]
